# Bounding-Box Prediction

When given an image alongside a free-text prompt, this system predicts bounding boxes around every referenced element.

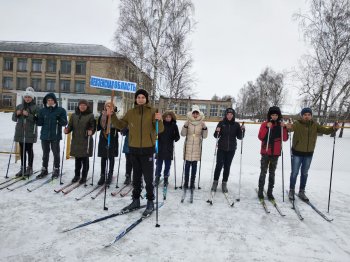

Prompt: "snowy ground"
[0,112,349,262]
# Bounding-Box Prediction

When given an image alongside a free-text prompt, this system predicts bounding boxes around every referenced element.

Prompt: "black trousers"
[75,157,89,178]
[19,142,34,168]
[101,156,115,175]
[213,149,235,182]
[258,155,279,190]
[131,154,154,201]
[184,161,197,188]
[41,140,60,169]
[125,153,133,176]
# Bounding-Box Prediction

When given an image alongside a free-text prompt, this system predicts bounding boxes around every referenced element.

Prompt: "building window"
[75,80,85,93]
[31,78,41,91]
[3,77,13,90]
[198,104,207,115]
[46,59,56,73]
[75,61,86,75]
[61,60,71,74]
[179,103,187,115]
[36,97,44,108]
[210,104,218,117]
[32,59,42,72]
[2,95,14,107]
[17,77,27,90]
[46,79,56,92]
[68,99,79,111]
[60,80,70,92]
[4,58,13,71]
[219,105,226,117]
[17,58,27,72]
[97,101,105,112]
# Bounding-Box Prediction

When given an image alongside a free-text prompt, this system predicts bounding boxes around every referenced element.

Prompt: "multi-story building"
[0,40,152,115]
[158,96,233,121]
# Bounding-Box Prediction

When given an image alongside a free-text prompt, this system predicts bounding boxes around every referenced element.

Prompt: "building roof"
[0,40,123,58]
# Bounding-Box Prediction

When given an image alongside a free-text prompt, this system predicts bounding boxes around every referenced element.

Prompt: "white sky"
[0,0,309,113]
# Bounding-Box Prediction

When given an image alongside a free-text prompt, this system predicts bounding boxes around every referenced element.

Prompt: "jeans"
[289,154,313,191]
[155,159,172,177]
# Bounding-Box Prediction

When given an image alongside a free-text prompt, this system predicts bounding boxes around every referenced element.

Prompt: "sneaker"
[164,176,169,187]
[258,187,264,199]
[211,180,218,192]
[25,166,33,177]
[154,176,160,186]
[298,190,309,202]
[36,167,48,179]
[52,168,60,179]
[15,168,24,177]
[142,200,154,217]
[123,175,131,185]
[97,175,105,185]
[222,182,228,193]
[72,175,80,183]
[288,189,295,200]
[122,198,140,212]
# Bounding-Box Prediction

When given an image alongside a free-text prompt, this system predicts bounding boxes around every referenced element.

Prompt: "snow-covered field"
[0,112,349,262]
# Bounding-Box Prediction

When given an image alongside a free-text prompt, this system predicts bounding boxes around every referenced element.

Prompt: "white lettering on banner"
[90,76,136,93]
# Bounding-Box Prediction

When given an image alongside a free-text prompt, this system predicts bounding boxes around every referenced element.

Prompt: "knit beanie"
[23,87,35,99]
[134,89,149,104]
[301,107,312,116]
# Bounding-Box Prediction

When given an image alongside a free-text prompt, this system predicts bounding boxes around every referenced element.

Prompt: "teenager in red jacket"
[257,106,288,200]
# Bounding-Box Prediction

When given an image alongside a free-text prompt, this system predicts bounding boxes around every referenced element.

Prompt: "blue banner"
[90,76,136,93]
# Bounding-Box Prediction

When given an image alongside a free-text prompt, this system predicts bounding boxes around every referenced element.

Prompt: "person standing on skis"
[64,99,95,184]
[181,105,208,190]
[286,108,339,201]
[36,93,67,179]
[211,108,244,193]
[12,87,39,177]
[154,111,180,187]
[257,106,288,200]
[109,89,164,217]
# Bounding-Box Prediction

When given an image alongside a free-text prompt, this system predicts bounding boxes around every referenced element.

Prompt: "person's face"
[79,103,87,112]
[165,115,172,122]
[192,111,199,119]
[47,98,55,106]
[24,96,32,103]
[302,113,312,121]
[270,114,278,121]
[136,94,147,105]
[226,112,234,121]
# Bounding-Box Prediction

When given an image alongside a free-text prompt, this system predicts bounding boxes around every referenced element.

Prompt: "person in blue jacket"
[36,93,67,179]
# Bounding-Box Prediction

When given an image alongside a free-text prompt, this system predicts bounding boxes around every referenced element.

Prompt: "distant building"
[158,96,233,121]
[0,40,152,115]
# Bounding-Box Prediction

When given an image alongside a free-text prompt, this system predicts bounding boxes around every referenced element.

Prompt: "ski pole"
[5,139,15,178]
[115,135,124,189]
[327,122,337,213]
[266,127,271,152]
[236,122,245,202]
[103,132,110,211]
[288,118,293,167]
[280,122,285,202]
[180,137,187,189]
[174,142,177,189]
[90,122,98,186]
[155,119,160,228]
[207,132,219,202]
[59,127,67,185]
[22,118,27,177]
[197,133,204,190]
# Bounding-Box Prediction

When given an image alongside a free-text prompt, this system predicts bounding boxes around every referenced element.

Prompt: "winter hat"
[225,108,235,115]
[23,87,35,99]
[301,107,312,116]
[78,99,88,106]
[267,106,282,121]
[134,89,149,104]
[191,105,200,114]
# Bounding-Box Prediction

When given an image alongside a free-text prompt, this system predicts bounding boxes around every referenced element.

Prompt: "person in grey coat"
[12,87,39,176]
[64,99,95,184]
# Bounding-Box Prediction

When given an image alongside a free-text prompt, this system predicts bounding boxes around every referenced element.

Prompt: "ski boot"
[142,200,154,217]
[164,176,169,187]
[25,166,33,177]
[123,174,131,185]
[79,173,87,184]
[154,176,160,186]
[288,189,295,200]
[122,198,140,212]
[72,175,80,183]
[52,168,60,179]
[15,168,24,177]
[222,182,228,193]
[298,190,309,202]
[258,187,264,200]
[267,188,275,201]
[97,174,105,185]
[36,167,48,179]
[211,180,218,192]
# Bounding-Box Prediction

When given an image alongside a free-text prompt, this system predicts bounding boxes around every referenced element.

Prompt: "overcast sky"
[0,0,309,113]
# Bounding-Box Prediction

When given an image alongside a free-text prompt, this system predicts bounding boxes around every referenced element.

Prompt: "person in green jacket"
[64,99,95,184]
[12,87,39,177]
[286,108,339,201]
[108,89,163,217]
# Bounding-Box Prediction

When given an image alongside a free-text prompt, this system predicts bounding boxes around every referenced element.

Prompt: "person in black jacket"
[211,108,244,193]
[154,111,180,186]
[96,101,119,185]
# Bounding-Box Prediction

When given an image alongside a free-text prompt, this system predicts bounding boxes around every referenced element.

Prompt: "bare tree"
[295,0,350,123]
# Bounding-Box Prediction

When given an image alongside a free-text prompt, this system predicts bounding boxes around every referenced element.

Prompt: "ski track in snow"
[0,112,349,262]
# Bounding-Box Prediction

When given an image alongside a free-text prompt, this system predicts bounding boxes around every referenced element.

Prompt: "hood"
[43,93,58,107]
